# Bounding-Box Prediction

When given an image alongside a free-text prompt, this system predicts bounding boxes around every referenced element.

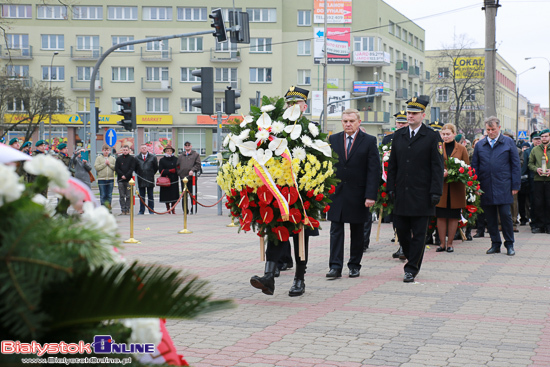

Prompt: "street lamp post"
[515,67,536,139]
[525,56,550,127]
[48,51,59,147]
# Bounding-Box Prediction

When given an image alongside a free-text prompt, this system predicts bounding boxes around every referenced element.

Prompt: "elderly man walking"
[472,116,521,256]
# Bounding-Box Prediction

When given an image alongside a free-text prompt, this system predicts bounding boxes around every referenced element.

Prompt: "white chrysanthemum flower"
[120,318,162,346]
[454,158,461,164]
[284,124,302,140]
[81,201,118,234]
[255,148,273,165]
[308,123,319,137]
[256,112,272,129]
[255,129,270,142]
[237,129,250,141]
[261,104,276,112]
[240,115,254,128]
[271,121,285,134]
[24,154,70,188]
[300,135,313,147]
[282,104,301,121]
[292,147,307,162]
[231,153,240,167]
[0,164,25,207]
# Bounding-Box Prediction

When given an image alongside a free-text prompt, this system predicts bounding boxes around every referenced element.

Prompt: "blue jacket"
[471,134,521,206]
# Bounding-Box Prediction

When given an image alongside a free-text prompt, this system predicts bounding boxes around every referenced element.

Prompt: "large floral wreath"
[371,142,393,217]
[217,96,339,243]
[445,157,484,227]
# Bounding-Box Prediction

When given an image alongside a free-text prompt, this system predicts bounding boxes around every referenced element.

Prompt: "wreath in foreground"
[371,142,393,217]
[217,96,339,243]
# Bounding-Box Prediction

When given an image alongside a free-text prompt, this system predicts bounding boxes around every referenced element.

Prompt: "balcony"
[395,88,408,100]
[210,48,241,63]
[362,111,390,125]
[421,70,430,82]
[71,77,102,91]
[0,46,33,59]
[141,78,172,92]
[7,76,33,88]
[352,51,391,67]
[70,46,102,60]
[140,47,172,62]
[408,66,420,78]
[396,60,408,74]
[214,78,241,93]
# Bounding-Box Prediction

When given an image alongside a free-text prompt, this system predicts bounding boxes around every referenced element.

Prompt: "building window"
[440,111,449,124]
[107,6,137,20]
[250,67,272,83]
[42,66,64,81]
[388,20,394,35]
[181,98,200,113]
[77,97,98,112]
[112,98,122,113]
[143,7,172,21]
[7,65,29,78]
[146,98,169,113]
[220,8,242,22]
[112,67,134,82]
[181,37,203,52]
[215,68,237,83]
[146,67,169,81]
[72,6,102,20]
[419,40,424,51]
[112,36,134,52]
[215,39,235,53]
[250,38,272,53]
[297,40,311,56]
[215,97,226,113]
[395,25,401,39]
[438,67,450,79]
[7,98,26,112]
[297,69,311,85]
[76,35,99,51]
[437,88,448,103]
[178,128,206,155]
[246,8,276,22]
[41,34,64,50]
[6,34,29,54]
[146,39,168,52]
[48,98,65,112]
[37,5,67,19]
[177,7,206,21]
[466,111,476,124]
[401,29,407,42]
[2,4,32,18]
[76,66,98,81]
[250,98,259,109]
[181,68,200,82]
[297,10,311,26]
[466,88,476,101]
[354,36,374,52]
[414,36,419,48]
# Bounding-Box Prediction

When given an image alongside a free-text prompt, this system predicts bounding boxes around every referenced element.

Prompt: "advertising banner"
[314,27,351,65]
[353,51,391,64]
[311,90,351,118]
[454,57,485,79]
[353,81,388,94]
[314,0,352,23]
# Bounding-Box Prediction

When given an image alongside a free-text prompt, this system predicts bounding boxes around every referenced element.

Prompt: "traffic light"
[116,97,136,131]
[225,87,240,115]
[210,8,227,43]
[191,67,214,115]
[95,107,100,134]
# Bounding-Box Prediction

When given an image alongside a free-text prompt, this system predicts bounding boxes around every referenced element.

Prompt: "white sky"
[382,0,550,108]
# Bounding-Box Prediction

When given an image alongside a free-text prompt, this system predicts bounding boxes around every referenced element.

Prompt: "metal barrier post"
[124,178,140,244]
[178,177,192,234]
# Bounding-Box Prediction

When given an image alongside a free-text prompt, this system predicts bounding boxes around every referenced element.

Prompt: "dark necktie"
[411,130,415,139]
[346,136,353,156]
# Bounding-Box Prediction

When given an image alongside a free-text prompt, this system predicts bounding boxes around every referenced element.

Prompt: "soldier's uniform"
[55,143,72,171]
[387,97,444,282]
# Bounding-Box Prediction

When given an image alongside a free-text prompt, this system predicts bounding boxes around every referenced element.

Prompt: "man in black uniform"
[250,86,319,297]
[387,97,444,283]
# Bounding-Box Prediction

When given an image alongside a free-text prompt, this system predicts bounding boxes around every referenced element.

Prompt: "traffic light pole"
[88,30,215,171]
[216,111,223,216]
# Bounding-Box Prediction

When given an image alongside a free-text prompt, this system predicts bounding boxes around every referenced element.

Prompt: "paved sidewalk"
[115,203,550,367]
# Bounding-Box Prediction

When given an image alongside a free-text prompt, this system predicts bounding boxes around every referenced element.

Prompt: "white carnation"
[261,104,276,112]
[382,155,390,162]
[300,135,313,147]
[255,129,270,142]
[120,318,162,346]
[292,147,307,161]
[271,121,285,134]
[24,154,69,188]
[308,123,319,137]
[453,158,461,164]
[81,201,118,234]
[382,146,388,151]
[0,164,25,207]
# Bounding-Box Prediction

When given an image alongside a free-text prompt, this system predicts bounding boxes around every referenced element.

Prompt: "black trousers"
[181,177,194,213]
[138,186,154,214]
[278,242,293,269]
[266,235,310,266]
[329,221,364,270]
[533,181,550,229]
[483,204,514,249]
[394,215,429,276]
[518,188,530,223]
[363,213,373,248]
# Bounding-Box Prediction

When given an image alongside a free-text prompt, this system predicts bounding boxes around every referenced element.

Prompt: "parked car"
[199,154,219,175]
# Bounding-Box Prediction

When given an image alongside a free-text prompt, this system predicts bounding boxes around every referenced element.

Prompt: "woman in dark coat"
[158,145,179,214]
[436,123,470,252]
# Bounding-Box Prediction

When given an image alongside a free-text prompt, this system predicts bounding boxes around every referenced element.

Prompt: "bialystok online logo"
[1,336,156,357]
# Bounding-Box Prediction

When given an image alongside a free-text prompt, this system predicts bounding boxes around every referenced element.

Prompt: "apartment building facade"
[1,0,428,155]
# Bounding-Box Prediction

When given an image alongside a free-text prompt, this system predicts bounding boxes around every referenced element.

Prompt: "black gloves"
[431,195,441,207]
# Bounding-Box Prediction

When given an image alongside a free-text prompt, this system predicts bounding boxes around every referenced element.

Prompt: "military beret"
[35,140,46,147]
[22,141,32,148]
[540,129,550,135]
[57,143,67,150]
[9,138,19,145]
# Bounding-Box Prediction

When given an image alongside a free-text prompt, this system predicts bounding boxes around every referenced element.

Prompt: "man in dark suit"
[326,109,380,279]
[387,97,444,283]
[135,144,159,215]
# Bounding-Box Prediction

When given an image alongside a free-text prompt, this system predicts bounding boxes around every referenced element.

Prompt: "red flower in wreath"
[315,193,324,201]
[248,201,257,207]
[468,170,473,177]
[226,196,234,203]
[328,185,336,194]
[465,205,478,213]
[260,206,274,224]
[305,216,320,228]
[382,182,387,187]
[272,226,290,241]
[472,174,478,180]
[459,167,465,173]
[303,201,311,210]
[476,184,481,190]
[241,208,253,224]
[239,217,251,232]
[281,186,299,205]
[225,202,232,209]
[231,188,238,196]
[467,181,474,186]
[323,205,330,213]
[383,161,389,167]
[289,208,302,224]
[381,192,387,198]
[382,203,388,207]
[257,185,273,205]
[306,190,315,198]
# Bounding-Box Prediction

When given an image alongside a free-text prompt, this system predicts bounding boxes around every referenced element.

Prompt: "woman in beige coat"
[94,144,117,208]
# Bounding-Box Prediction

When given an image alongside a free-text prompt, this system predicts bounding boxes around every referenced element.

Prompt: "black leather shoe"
[280,263,293,271]
[473,232,484,238]
[506,247,516,256]
[486,247,501,254]
[326,269,342,279]
[392,246,404,259]
[363,244,369,252]
[390,238,395,243]
[288,278,305,297]
[349,269,360,278]
[436,246,446,252]
[532,227,544,234]
[403,272,415,283]
[446,246,454,253]
[274,267,280,278]
[465,230,473,241]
